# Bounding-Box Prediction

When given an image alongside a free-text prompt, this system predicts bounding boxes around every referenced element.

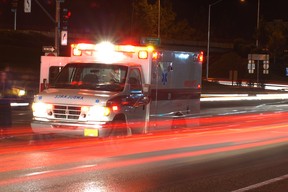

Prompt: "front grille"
[53,105,81,120]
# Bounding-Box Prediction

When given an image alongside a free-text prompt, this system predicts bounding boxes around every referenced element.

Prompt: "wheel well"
[113,113,126,122]
[172,111,186,129]
[111,113,128,136]
[174,111,184,117]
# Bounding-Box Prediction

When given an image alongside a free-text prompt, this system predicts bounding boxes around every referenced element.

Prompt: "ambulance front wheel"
[110,115,128,137]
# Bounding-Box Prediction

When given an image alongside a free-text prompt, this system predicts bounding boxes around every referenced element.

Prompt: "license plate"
[84,128,99,137]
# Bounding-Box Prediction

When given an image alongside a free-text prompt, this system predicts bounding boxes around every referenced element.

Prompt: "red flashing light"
[67,11,71,18]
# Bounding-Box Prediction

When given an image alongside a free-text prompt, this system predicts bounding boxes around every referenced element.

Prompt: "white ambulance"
[31,42,203,137]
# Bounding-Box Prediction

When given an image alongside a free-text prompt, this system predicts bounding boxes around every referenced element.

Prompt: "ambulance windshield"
[51,63,128,92]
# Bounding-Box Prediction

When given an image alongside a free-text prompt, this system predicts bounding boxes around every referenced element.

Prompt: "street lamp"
[206,0,249,81]
[11,0,18,30]
[237,0,261,84]
[206,0,224,80]
[256,0,260,48]
[11,9,17,31]
[238,0,260,47]
[158,0,161,38]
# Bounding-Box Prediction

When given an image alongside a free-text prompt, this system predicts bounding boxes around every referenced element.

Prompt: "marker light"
[81,106,89,113]
[152,51,162,60]
[73,48,82,56]
[198,51,204,63]
[116,45,135,53]
[138,50,148,59]
[152,52,158,60]
[147,46,154,52]
[72,43,98,56]
[76,43,95,50]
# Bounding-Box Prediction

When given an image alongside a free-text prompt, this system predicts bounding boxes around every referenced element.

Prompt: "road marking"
[231,174,288,192]
[24,164,98,177]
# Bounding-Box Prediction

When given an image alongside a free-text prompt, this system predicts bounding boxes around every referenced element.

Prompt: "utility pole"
[55,0,61,56]
[33,0,63,56]
[256,0,260,48]
[206,0,224,80]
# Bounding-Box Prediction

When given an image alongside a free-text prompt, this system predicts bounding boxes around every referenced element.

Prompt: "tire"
[110,116,128,137]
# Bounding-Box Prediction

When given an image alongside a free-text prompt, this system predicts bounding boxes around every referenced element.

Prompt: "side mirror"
[41,78,49,91]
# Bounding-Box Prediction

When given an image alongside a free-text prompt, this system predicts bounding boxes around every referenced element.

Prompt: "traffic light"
[61,8,71,47]
[11,0,18,10]
[61,8,71,30]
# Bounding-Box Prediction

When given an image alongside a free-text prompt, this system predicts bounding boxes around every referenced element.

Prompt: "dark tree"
[132,0,196,40]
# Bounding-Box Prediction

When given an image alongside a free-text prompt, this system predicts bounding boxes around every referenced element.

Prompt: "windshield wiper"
[94,83,123,91]
[52,83,80,89]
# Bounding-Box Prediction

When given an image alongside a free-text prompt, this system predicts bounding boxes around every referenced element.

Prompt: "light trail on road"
[1,111,288,190]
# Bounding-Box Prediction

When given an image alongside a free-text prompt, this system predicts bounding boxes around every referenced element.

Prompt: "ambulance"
[31,41,203,137]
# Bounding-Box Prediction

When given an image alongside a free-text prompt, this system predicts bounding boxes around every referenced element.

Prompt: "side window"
[128,68,142,90]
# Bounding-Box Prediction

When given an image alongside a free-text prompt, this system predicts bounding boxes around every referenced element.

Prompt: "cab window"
[128,68,142,91]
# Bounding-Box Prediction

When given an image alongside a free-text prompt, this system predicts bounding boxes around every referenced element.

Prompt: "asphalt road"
[1,118,288,192]
[1,99,288,191]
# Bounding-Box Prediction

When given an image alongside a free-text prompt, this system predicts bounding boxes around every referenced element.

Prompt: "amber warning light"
[198,51,204,63]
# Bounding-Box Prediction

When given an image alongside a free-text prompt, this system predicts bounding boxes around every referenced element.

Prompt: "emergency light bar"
[71,42,153,60]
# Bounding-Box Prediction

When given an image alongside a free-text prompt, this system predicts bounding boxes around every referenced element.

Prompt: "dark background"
[1,0,288,85]
[1,0,288,41]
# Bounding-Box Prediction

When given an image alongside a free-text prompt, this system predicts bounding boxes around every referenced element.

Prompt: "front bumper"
[31,120,113,137]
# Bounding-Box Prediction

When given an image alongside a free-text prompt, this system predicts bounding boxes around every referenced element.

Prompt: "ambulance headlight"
[82,106,111,119]
[32,102,53,117]
[91,106,111,116]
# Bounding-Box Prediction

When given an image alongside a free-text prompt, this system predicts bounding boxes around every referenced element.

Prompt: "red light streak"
[1,111,288,186]
[1,136,288,187]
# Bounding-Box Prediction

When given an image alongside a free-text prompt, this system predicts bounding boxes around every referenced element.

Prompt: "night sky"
[1,0,288,42]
